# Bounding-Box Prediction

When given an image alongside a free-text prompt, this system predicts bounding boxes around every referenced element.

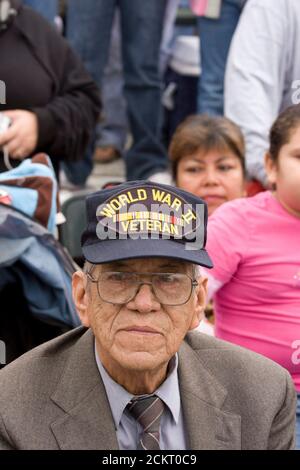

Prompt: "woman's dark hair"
[269,104,300,162]
[168,114,245,180]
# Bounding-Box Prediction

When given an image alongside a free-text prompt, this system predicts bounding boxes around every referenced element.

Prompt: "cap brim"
[82,238,213,268]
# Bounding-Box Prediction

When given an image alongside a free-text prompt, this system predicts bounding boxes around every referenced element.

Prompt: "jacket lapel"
[50,329,119,450]
[178,339,241,450]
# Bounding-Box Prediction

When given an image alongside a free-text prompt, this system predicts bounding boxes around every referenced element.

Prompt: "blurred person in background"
[190,0,247,116]
[225,0,300,189]
[93,1,180,166]
[92,10,128,165]
[201,105,300,448]
[0,0,100,178]
[64,0,169,184]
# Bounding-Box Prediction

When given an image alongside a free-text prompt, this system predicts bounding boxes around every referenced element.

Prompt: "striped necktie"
[127,395,165,450]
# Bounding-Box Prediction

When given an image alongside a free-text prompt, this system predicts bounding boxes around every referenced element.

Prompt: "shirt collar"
[94,341,181,428]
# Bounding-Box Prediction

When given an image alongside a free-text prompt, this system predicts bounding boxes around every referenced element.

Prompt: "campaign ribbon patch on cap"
[96,185,201,240]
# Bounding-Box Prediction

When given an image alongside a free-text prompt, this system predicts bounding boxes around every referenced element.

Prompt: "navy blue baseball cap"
[81,181,213,268]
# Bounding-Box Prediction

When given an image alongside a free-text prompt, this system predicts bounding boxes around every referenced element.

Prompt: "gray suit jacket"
[0,327,296,450]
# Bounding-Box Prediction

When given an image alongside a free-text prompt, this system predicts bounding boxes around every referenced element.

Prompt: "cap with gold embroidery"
[81,181,213,268]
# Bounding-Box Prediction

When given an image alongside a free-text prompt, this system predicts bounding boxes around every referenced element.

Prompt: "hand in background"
[0,110,38,159]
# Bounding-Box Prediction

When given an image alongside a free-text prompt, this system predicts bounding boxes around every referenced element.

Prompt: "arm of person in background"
[31,43,101,162]
[0,32,101,162]
[224,0,288,186]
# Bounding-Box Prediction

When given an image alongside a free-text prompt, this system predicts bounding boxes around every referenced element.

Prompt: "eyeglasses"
[86,271,198,306]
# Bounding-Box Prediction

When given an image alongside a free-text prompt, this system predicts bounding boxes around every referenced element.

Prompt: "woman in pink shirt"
[204,105,300,448]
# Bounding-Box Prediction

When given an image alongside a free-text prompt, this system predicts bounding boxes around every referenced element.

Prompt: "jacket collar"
[49,329,241,450]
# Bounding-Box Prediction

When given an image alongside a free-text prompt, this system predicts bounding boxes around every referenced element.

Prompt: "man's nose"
[127,283,161,313]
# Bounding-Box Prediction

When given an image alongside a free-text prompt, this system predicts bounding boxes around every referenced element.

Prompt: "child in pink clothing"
[204,105,300,447]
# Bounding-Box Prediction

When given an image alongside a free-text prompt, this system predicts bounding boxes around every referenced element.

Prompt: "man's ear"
[189,277,208,330]
[264,152,277,187]
[72,271,91,327]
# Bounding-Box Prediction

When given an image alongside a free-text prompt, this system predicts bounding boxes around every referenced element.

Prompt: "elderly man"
[0,181,296,450]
